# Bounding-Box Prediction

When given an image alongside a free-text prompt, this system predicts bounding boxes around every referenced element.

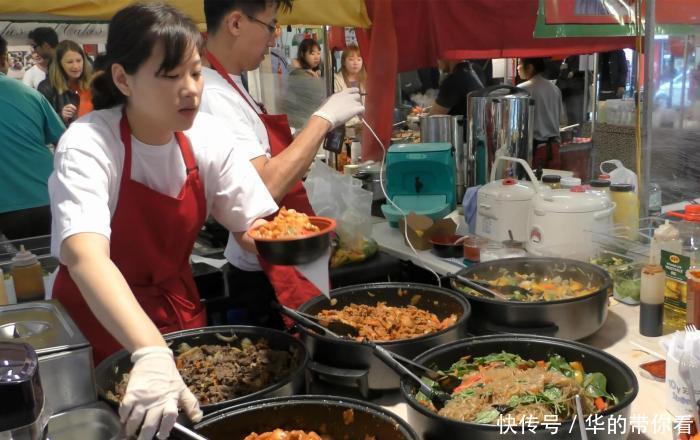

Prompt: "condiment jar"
[588,179,611,199]
[610,183,639,241]
[10,245,44,302]
[463,236,487,263]
[560,176,582,189]
[541,175,561,190]
[688,268,700,327]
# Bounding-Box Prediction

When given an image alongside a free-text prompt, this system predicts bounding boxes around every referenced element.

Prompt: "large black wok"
[297,282,470,395]
[176,395,419,440]
[95,326,308,414]
[401,335,638,440]
[450,257,611,340]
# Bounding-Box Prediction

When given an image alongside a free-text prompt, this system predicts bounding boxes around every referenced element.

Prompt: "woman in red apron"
[201,0,364,326]
[49,5,276,440]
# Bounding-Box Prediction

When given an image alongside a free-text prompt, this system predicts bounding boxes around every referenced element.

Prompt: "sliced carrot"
[537,360,546,368]
[453,374,482,393]
[594,397,606,411]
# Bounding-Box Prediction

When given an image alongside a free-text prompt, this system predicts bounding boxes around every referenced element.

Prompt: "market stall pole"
[641,0,656,216]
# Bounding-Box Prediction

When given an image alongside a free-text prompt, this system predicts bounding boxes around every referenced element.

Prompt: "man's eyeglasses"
[245,15,277,35]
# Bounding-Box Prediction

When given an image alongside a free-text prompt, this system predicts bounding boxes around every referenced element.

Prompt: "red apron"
[533,138,562,171]
[53,110,207,364]
[206,53,321,311]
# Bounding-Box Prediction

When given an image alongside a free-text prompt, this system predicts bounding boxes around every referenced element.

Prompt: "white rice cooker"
[476,177,534,242]
[526,187,615,258]
[475,156,537,242]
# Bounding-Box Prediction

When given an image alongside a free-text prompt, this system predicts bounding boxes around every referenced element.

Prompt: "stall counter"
[371,215,673,439]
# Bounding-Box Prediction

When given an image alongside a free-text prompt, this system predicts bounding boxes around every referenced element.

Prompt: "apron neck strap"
[205,51,267,115]
[119,108,198,177]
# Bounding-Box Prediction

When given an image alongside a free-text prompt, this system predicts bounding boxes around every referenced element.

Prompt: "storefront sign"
[0,22,107,45]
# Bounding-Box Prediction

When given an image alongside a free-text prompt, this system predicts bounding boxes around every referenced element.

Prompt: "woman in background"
[38,40,93,125]
[333,45,366,134]
[290,38,322,78]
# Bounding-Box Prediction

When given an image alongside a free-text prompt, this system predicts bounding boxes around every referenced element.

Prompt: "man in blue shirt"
[0,36,65,239]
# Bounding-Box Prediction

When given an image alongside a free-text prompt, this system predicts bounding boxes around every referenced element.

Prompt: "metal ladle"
[447,273,515,301]
[173,422,208,440]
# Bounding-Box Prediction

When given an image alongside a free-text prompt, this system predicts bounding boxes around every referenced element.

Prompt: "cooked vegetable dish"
[417,351,618,425]
[107,337,296,405]
[457,268,598,302]
[316,301,457,341]
[251,207,319,239]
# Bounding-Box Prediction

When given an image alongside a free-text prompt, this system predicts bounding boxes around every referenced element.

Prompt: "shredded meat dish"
[316,301,457,341]
[250,207,319,239]
[107,337,296,405]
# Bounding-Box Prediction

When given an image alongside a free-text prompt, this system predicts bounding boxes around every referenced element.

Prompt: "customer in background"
[38,40,93,125]
[430,59,484,120]
[333,45,366,135]
[290,38,322,78]
[27,27,58,69]
[23,52,48,89]
[0,35,65,240]
[517,57,566,170]
[598,49,628,101]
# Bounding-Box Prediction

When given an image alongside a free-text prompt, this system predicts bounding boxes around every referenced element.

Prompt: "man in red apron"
[200,0,364,326]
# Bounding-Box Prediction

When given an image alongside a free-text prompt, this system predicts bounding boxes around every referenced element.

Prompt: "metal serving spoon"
[447,273,516,301]
[275,303,460,394]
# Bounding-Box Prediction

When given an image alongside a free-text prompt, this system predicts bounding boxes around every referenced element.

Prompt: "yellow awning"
[0,0,371,27]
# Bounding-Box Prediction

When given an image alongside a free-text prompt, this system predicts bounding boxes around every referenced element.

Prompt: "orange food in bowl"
[250,207,320,239]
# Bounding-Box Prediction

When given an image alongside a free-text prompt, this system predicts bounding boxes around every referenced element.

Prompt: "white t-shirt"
[22,65,46,89]
[48,106,278,262]
[200,66,273,271]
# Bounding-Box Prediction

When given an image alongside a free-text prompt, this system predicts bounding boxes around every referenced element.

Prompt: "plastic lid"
[610,184,635,192]
[541,175,561,183]
[11,246,38,268]
[570,186,586,193]
[590,179,611,188]
[480,179,535,201]
[668,205,700,222]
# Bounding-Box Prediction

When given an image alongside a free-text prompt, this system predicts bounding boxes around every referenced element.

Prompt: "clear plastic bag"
[303,159,374,253]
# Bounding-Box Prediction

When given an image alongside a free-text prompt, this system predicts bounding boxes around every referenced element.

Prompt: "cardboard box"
[398,213,457,250]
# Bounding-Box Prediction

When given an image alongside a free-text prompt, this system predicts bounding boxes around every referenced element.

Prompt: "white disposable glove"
[312,87,365,130]
[119,346,202,440]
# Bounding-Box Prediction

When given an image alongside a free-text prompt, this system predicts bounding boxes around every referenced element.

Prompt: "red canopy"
[357,0,635,161]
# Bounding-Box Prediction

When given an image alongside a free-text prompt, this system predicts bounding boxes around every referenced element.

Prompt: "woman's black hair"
[297,38,321,71]
[92,3,203,110]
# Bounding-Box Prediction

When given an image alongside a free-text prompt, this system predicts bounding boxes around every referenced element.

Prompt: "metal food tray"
[48,402,121,440]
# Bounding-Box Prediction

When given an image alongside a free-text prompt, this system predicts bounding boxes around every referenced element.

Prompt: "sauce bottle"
[10,245,45,302]
[610,184,639,241]
[0,268,8,306]
[640,264,665,336]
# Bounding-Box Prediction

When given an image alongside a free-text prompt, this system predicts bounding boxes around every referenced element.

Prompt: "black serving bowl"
[430,234,464,258]
[401,335,638,440]
[249,216,336,265]
[95,326,308,414]
[175,395,419,440]
[449,257,612,340]
[297,282,471,395]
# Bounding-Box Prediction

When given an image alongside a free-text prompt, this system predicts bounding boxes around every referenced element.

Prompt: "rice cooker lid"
[480,178,535,201]
[534,188,612,213]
